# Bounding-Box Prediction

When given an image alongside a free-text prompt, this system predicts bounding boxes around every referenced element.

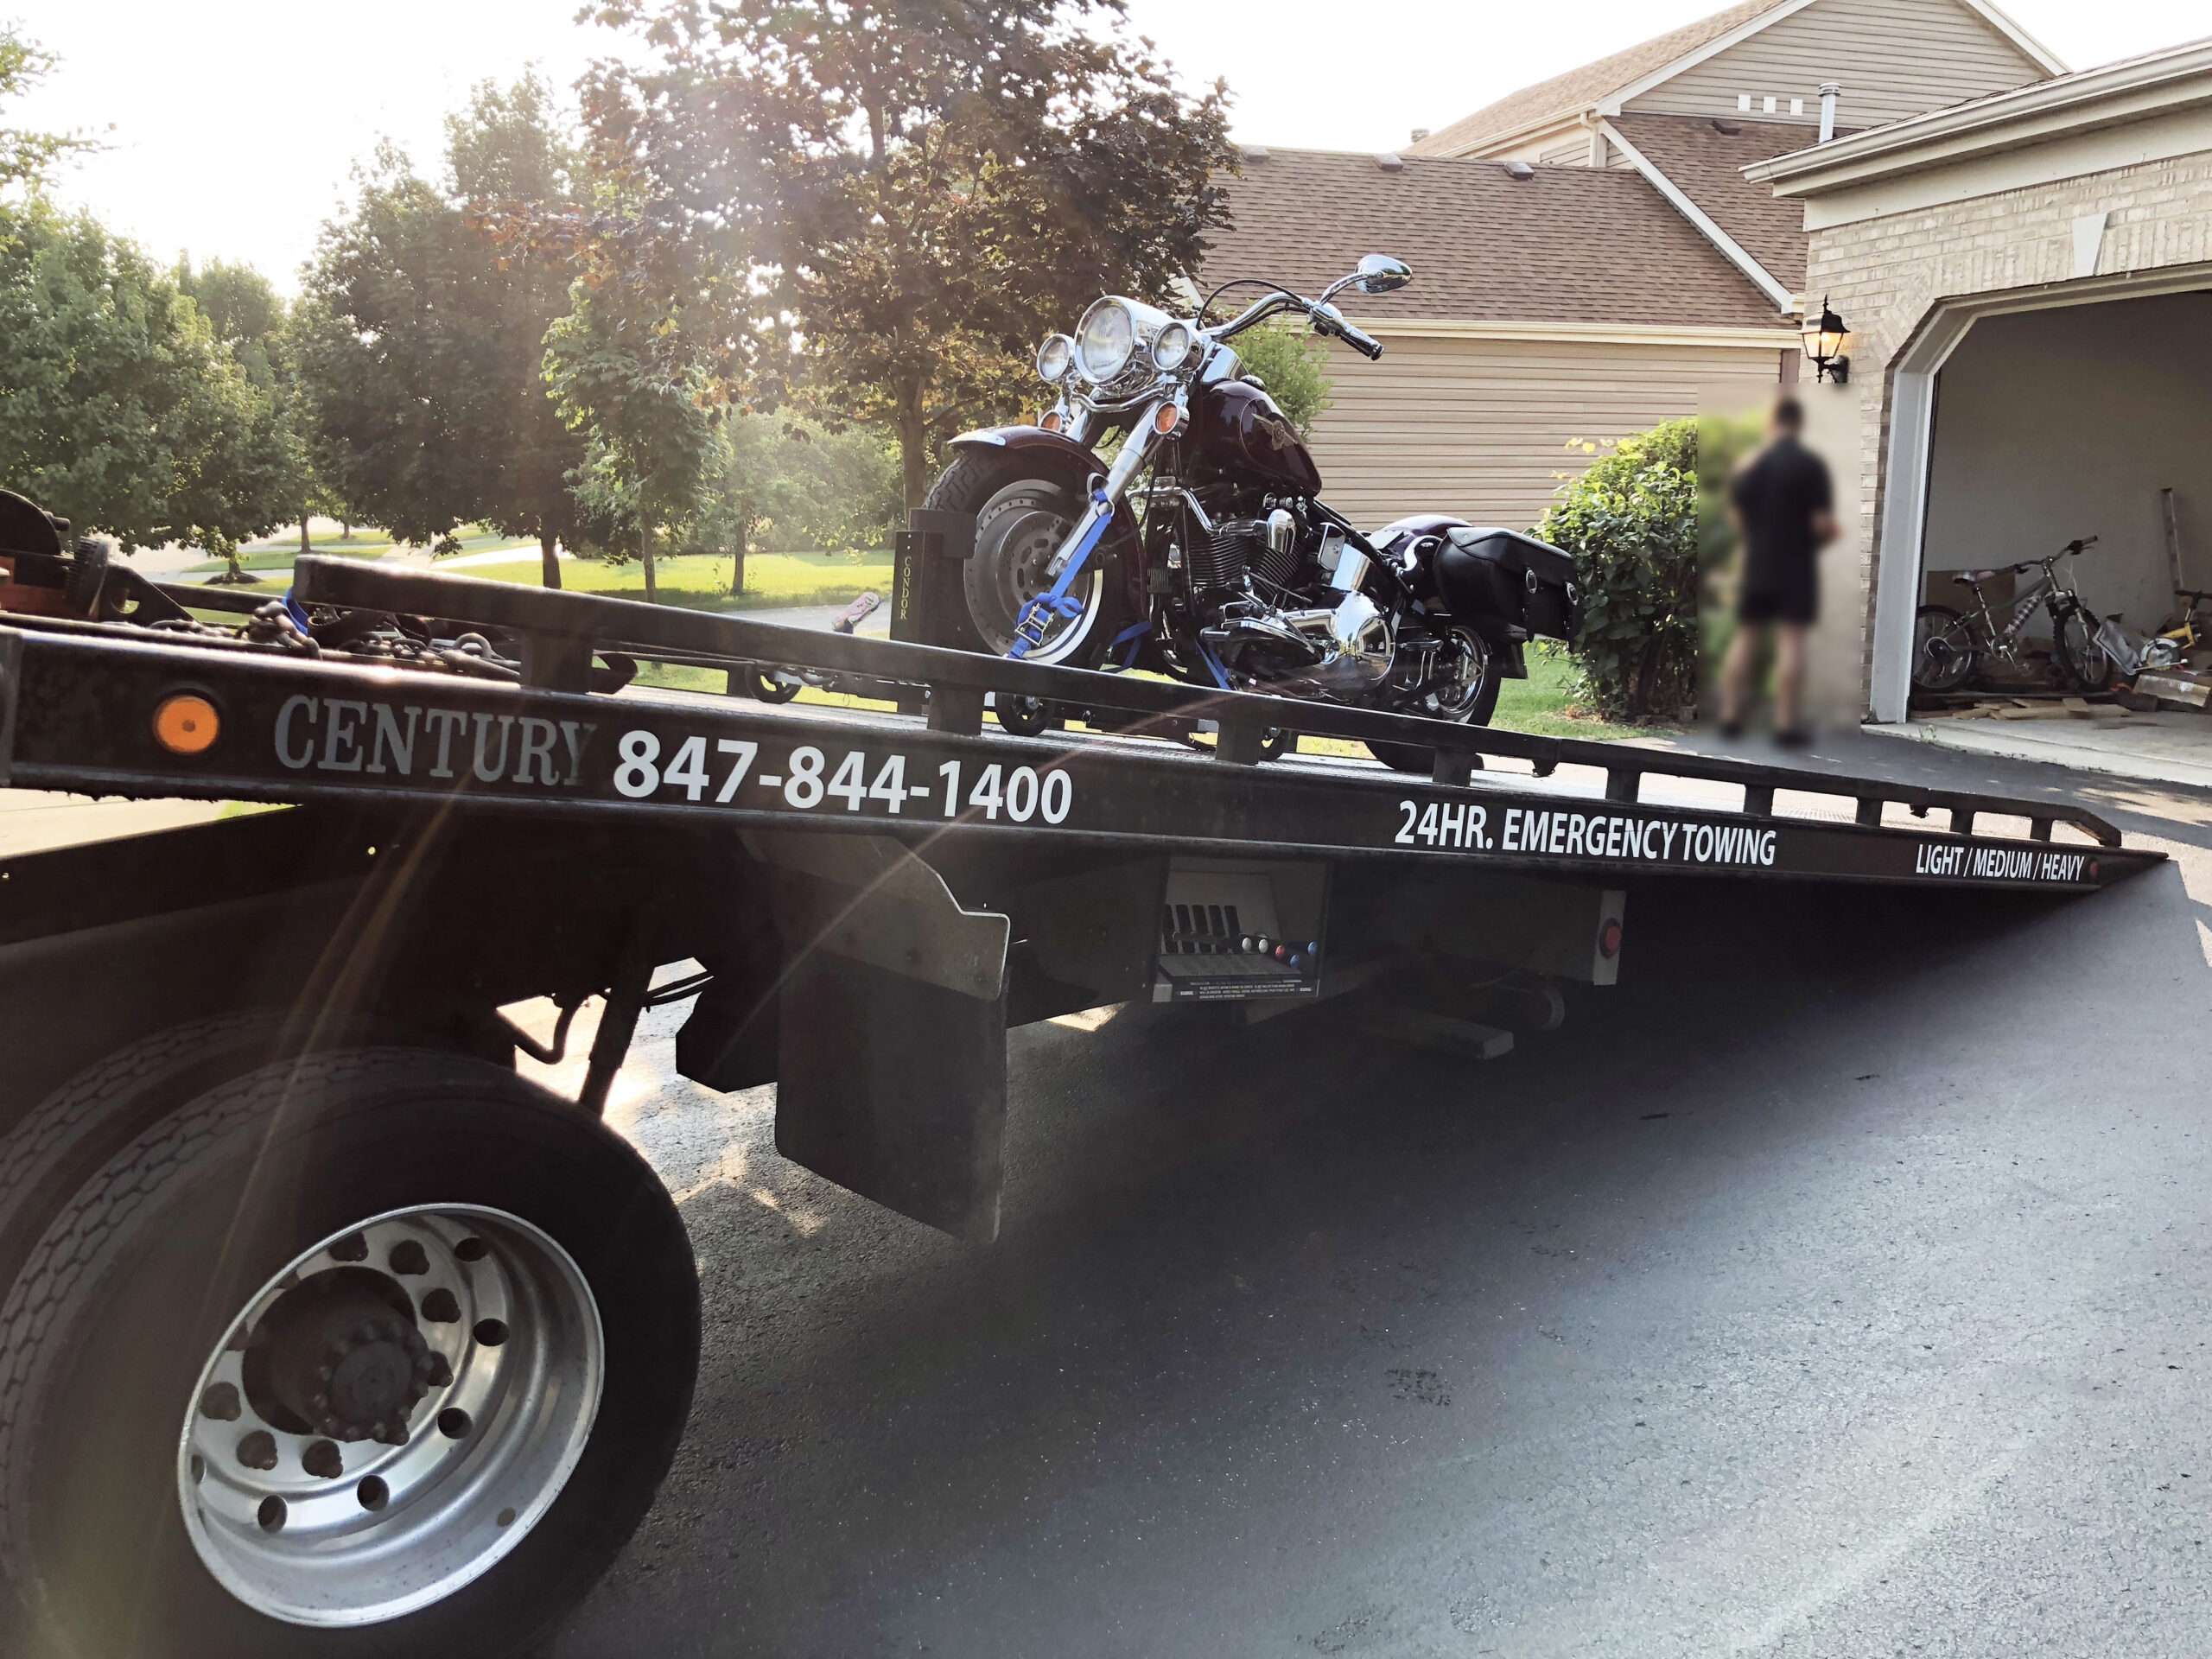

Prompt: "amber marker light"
[153,693,220,755]
[1152,402,1183,436]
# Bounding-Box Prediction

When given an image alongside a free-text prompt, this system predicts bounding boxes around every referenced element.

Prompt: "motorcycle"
[913,253,1582,768]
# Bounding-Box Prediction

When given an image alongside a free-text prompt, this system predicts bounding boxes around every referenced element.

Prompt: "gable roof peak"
[1407,0,1796,158]
[1407,0,2064,160]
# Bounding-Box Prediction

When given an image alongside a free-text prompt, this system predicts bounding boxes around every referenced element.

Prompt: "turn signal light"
[1039,410,1064,433]
[1152,403,1183,436]
[153,693,220,756]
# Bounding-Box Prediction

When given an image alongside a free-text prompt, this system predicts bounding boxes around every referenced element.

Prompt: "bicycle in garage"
[1910,536,2115,696]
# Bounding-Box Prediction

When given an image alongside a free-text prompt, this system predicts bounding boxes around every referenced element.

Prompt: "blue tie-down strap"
[1009,490,1112,660]
[283,588,313,632]
[1110,620,1152,671]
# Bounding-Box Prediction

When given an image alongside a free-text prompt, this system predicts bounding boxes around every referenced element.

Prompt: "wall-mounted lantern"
[1801,297,1853,385]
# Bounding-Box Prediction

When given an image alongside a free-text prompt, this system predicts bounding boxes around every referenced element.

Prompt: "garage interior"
[1904,289,2212,783]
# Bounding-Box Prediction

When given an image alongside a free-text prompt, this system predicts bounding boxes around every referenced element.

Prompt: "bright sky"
[9,0,2208,289]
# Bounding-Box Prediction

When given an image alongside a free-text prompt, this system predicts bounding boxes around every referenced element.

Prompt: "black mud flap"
[747,832,1012,1242]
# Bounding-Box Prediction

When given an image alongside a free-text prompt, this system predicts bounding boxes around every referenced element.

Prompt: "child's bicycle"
[1911,537,2111,694]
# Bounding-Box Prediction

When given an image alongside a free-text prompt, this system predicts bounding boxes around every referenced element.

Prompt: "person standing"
[1720,397,1836,745]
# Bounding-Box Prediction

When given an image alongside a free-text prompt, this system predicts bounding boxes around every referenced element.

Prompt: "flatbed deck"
[0,556,2161,893]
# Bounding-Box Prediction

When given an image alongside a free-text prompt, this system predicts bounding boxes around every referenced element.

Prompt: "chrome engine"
[1200,543,1396,696]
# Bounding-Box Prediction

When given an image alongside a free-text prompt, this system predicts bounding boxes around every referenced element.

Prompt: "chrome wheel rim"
[175,1205,603,1627]
[1421,628,1493,721]
[965,492,1106,664]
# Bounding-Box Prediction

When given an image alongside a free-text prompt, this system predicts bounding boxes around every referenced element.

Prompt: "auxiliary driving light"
[153,692,220,755]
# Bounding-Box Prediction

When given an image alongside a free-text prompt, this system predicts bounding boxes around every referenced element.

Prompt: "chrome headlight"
[1151,321,1195,372]
[1036,334,1074,385]
[1075,299,1137,384]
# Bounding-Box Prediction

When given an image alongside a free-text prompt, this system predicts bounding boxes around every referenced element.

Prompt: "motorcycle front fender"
[947,424,1103,473]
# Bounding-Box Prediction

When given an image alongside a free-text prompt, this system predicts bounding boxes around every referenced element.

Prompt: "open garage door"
[1871,281,2212,780]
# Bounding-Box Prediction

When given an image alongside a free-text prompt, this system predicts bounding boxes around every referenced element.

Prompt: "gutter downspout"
[1595,118,1796,312]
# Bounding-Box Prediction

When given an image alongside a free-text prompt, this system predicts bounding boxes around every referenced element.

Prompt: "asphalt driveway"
[546,733,2212,1658]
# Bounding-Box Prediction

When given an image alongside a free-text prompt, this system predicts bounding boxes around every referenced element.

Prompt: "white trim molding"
[1747,36,2212,202]
[1348,315,1800,349]
[1598,118,1797,310]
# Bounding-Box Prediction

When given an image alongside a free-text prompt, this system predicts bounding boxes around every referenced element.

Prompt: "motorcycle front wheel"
[1366,626,1502,774]
[922,452,1132,671]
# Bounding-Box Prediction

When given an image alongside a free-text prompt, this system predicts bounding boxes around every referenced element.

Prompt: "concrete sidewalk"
[1867,707,2212,791]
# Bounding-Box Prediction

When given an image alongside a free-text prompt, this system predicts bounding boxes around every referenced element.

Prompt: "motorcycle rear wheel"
[1367,626,1502,774]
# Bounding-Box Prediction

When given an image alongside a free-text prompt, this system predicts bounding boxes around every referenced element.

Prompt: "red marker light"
[1598,918,1624,958]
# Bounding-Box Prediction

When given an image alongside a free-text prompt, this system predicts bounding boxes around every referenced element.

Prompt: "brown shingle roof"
[1606,113,1832,290]
[1406,0,1790,156]
[1202,149,1788,330]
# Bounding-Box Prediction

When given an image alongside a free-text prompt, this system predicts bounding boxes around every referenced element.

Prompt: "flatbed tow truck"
[0,548,2161,1657]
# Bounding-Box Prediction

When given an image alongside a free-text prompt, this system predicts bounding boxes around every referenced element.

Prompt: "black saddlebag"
[1433,525,1581,643]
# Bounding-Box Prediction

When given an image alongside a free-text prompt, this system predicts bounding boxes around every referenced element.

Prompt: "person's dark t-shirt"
[1731,435,1831,623]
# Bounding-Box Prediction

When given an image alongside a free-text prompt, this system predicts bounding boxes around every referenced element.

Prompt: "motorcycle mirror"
[1353,254,1412,294]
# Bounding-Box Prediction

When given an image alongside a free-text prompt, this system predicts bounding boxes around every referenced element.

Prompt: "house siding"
[1306,332,1785,531]
[1626,0,2046,128]
[1804,147,2212,706]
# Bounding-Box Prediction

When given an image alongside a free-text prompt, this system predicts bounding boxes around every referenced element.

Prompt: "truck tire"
[0,1012,292,1300]
[0,1049,698,1659]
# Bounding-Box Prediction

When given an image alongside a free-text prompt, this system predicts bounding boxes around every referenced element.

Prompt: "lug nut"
[420,1289,461,1324]
[328,1233,369,1263]
[199,1382,242,1421]
[302,1440,344,1479]
[425,1354,454,1388]
[236,1431,278,1471]
[388,1240,429,1276]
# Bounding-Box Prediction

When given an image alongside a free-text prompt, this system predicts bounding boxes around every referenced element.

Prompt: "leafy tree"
[1233,323,1333,439]
[175,257,324,572]
[1,25,99,195]
[574,0,1236,508]
[294,76,589,587]
[545,273,721,602]
[1534,417,1699,721]
[693,414,900,593]
[0,200,293,563]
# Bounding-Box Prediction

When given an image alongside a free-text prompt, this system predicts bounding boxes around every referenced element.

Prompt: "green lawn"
[182,541,397,575]
[453,550,892,612]
[1493,647,1675,741]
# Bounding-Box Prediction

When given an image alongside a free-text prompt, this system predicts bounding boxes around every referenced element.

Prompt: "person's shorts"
[1738,586,1816,626]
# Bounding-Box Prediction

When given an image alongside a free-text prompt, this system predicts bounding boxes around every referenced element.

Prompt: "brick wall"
[1804,150,2212,709]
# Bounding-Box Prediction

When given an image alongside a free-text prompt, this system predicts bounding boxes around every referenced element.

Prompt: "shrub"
[1534,417,1698,721]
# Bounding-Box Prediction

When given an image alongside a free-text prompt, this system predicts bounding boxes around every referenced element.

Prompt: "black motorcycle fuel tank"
[1187,378,1323,496]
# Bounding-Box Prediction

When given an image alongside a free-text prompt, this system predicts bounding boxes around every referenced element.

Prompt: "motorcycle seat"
[1951,569,2000,585]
